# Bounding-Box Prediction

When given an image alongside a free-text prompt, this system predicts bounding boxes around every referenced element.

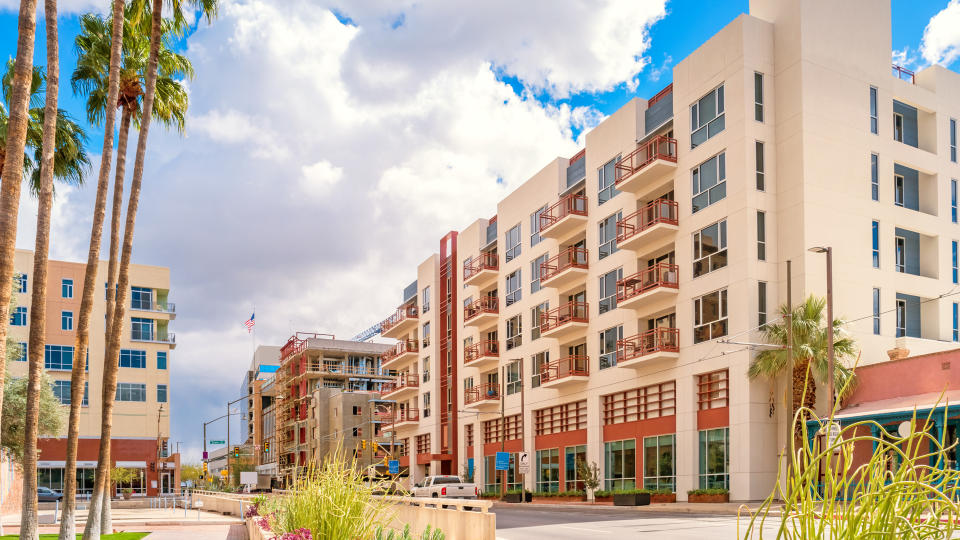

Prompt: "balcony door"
[895,236,906,273]
[896,299,907,337]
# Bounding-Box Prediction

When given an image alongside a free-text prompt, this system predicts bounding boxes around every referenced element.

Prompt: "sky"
[1,0,959,464]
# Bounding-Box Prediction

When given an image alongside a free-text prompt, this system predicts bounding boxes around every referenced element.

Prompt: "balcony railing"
[463,252,498,281]
[616,263,679,302]
[617,328,679,363]
[614,135,678,184]
[382,339,419,364]
[540,246,588,282]
[539,193,587,233]
[616,199,678,243]
[464,296,498,322]
[131,300,176,314]
[540,301,588,333]
[464,383,500,405]
[309,362,382,377]
[390,408,420,424]
[381,305,418,333]
[892,64,915,84]
[383,374,419,395]
[540,355,589,384]
[131,330,176,344]
[464,340,499,364]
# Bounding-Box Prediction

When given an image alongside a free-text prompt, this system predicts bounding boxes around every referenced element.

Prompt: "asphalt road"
[493,506,780,539]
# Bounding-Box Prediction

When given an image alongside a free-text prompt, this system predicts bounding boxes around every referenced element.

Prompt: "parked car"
[38,487,63,502]
[411,475,478,499]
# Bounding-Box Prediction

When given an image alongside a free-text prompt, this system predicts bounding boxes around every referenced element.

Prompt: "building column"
[675,372,696,501]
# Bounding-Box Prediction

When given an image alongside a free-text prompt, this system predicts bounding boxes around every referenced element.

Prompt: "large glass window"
[564,445,587,491]
[691,152,726,213]
[119,349,147,368]
[131,317,153,341]
[10,306,26,326]
[61,311,73,331]
[952,179,958,223]
[598,268,622,314]
[754,72,764,122]
[757,211,766,261]
[894,112,904,142]
[530,253,548,293]
[131,286,153,310]
[157,384,168,403]
[693,289,728,344]
[536,448,560,493]
[643,434,675,492]
[873,288,881,335]
[598,212,621,259]
[691,84,725,148]
[698,428,730,490]
[505,361,521,395]
[61,279,73,299]
[484,454,519,494]
[15,274,27,293]
[52,380,71,405]
[599,325,622,369]
[531,301,548,341]
[530,205,547,247]
[603,439,636,490]
[505,224,521,262]
[755,141,765,191]
[954,241,959,284]
[869,86,878,134]
[872,221,880,268]
[895,174,904,207]
[44,345,74,371]
[895,236,906,273]
[758,281,767,327]
[598,157,620,205]
[157,351,168,370]
[871,154,879,201]
[422,286,431,314]
[505,270,521,306]
[951,118,957,163]
[896,299,907,337]
[115,383,147,402]
[531,351,548,388]
[692,220,727,278]
[506,315,522,351]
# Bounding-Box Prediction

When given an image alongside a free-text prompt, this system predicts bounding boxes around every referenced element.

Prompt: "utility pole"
[518,357,525,501]
[226,400,231,484]
[500,363,506,496]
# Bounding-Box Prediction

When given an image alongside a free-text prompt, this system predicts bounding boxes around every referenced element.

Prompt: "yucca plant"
[375,524,444,540]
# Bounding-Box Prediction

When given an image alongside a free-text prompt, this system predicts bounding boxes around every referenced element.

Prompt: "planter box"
[501,492,532,503]
[593,496,612,504]
[651,493,676,504]
[613,493,651,506]
[688,493,729,503]
[531,496,584,503]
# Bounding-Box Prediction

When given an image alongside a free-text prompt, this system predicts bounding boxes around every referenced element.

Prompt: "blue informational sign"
[388,460,399,474]
[468,458,474,480]
[495,451,510,471]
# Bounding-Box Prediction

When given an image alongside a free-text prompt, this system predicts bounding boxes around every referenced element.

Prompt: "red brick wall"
[37,437,170,497]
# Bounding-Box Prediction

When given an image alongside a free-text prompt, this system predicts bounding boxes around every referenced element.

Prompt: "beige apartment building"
[10,249,178,497]
[376,0,960,501]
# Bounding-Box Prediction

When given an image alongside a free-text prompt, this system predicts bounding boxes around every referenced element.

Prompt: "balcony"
[382,339,419,367]
[614,135,677,196]
[131,300,176,319]
[892,64,915,84]
[463,251,498,288]
[540,301,588,340]
[389,408,420,429]
[539,193,587,241]
[540,247,588,291]
[382,374,419,399]
[381,305,418,339]
[539,355,589,388]
[464,383,500,411]
[616,263,679,315]
[464,340,499,370]
[131,330,176,348]
[307,361,390,379]
[463,297,499,328]
[617,328,679,368]
[616,199,678,253]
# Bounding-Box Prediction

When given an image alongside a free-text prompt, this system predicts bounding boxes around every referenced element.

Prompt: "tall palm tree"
[83,2,215,537]
[749,295,857,422]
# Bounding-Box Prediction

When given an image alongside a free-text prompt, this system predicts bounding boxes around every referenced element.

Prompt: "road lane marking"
[557,525,611,533]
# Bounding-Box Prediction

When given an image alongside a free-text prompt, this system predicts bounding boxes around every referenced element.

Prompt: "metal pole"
[519,357,525,502]
[825,247,835,414]
[500,364,506,496]
[226,402,231,487]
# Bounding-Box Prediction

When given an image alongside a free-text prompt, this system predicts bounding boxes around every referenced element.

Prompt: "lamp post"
[808,246,835,413]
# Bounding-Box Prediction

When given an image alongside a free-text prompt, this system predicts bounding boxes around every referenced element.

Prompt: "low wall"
[192,490,254,517]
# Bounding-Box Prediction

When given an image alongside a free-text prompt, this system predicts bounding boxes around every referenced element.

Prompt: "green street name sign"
[209,440,225,445]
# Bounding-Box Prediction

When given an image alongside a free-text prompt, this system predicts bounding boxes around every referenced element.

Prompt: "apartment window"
[157,351,167,370]
[530,351,548,388]
[598,268,622,314]
[506,314,522,350]
[692,220,727,278]
[119,349,147,369]
[530,253,548,293]
[894,174,904,207]
[757,211,766,261]
[61,311,73,331]
[873,288,881,335]
[52,380,72,405]
[894,113,904,142]
[598,212,621,259]
[868,154,878,202]
[10,306,26,326]
[116,383,147,402]
[951,118,957,163]
[603,439,636,490]
[422,321,431,343]
[423,392,431,418]
[896,299,907,337]
[421,286,431,314]
[754,72,763,122]
[598,156,620,205]
[14,274,27,293]
[691,84,725,148]
[691,152,726,213]
[599,325,622,369]
[895,235,906,273]
[131,317,153,341]
[693,289,728,344]
[872,221,880,268]
[564,445,587,491]
[952,179,958,223]
[530,205,547,247]
[505,223,521,262]
[869,86,878,134]
[157,384,168,403]
[954,303,958,342]
[953,241,958,284]
[505,270,521,306]
[423,357,430,383]
[536,448,560,493]
[755,141,765,191]
[699,427,730,490]
[83,382,88,407]
[44,345,74,371]
[15,342,26,362]
[531,301,548,340]
[61,279,73,299]
[644,434,676,492]
[758,281,767,327]
[505,361,521,395]
[131,286,153,310]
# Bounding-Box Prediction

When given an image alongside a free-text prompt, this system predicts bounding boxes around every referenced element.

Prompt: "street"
[493,506,781,539]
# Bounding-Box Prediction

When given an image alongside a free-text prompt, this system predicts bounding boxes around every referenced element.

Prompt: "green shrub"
[686,488,728,496]
[531,490,584,498]
[374,524,444,540]
[594,488,672,497]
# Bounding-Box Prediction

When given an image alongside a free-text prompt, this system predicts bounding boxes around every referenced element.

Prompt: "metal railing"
[539,193,588,233]
[648,83,673,106]
[383,374,419,395]
[131,331,175,344]
[540,301,589,333]
[540,246,588,282]
[464,340,499,364]
[464,296,498,322]
[616,199,678,244]
[614,135,678,184]
[381,305,418,333]
[389,408,420,424]
[131,301,176,314]
[892,64,915,84]
[464,383,500,405]
[540,355,589,383]
[615,262,679,302]
[463,251,498,281]
[617,328,679,362]
[382,339,419,365]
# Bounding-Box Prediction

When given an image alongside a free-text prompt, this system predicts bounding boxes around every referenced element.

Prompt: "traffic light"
[264,441,270,452]
[361,440,367,450]
[233,446,240,458]
[203,462,208,473]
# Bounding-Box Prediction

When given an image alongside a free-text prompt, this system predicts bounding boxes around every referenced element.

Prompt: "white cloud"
[920,0,960,66]
[299,160,343,198]
[0,0,105,14]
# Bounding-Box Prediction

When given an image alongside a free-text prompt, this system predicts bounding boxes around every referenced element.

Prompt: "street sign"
[388,460,399,474]
[202,451,208,460]
[209,440,225,445]
[518,452,530,475]
[495,451,510,471]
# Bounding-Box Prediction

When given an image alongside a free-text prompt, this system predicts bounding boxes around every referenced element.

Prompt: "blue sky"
[2,0,959,462]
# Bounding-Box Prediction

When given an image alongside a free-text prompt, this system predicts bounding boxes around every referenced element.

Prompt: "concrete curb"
[491,501,781,517]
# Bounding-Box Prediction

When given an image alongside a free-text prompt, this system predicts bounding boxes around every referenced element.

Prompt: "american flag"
[244,313,255,333]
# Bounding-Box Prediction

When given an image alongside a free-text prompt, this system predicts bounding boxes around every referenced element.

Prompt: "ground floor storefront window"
[536,448,559,492]
[38,467,96,497]
[698,427,729,489]
[484,454,520,494]
[643,434,676,492]
[604,439,636,490]
[564,445,586,491]
[114,468,147,496]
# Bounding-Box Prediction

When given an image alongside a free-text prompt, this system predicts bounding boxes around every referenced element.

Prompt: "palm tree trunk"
[792,359,818,419]
[73,1,127,538]
[20,3,58,538]
[0,0,39,493]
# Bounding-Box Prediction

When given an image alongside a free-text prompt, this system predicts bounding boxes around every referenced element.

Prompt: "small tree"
[1,369,64,460]
[575,458,600,502]
[111,466,137,495]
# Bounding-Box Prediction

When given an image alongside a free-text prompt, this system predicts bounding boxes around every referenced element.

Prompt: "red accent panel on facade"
[697,406,729,430]
[482,439,522,456]
[601,415,675,442]
[37,438,175,497]
[416,453,432,465]
[534,429,587,451]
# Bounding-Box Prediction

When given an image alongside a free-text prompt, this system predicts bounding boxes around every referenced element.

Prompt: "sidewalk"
[0,506,242,528]
[491,500,781,517]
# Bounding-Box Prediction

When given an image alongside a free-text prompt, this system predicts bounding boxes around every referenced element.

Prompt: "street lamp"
[808,246,835,414]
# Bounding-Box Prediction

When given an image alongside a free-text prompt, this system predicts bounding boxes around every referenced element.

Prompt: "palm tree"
[749,295,857,422]
[83,2,215,537]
